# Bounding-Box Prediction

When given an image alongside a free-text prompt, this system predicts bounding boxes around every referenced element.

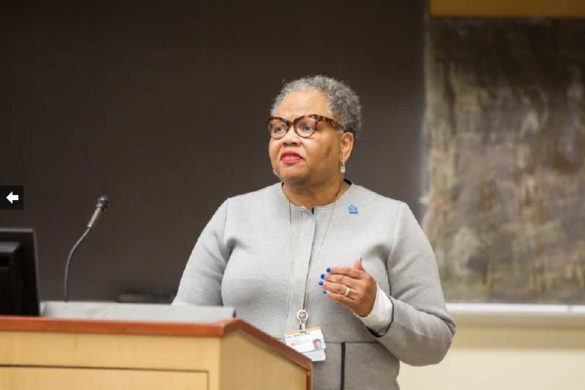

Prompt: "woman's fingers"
[320,259,377,317]
[322,288,356,310]
[327,265,364,280]
[323,273,357,286]
[321,281,358,300]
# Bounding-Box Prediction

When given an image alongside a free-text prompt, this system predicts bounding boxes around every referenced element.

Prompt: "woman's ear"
[339,132,355,164]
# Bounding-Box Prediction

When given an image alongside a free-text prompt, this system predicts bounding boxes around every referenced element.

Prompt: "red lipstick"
[281,151,302,164]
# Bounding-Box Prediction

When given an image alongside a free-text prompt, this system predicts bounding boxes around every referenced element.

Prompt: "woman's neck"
[283,177,348,210]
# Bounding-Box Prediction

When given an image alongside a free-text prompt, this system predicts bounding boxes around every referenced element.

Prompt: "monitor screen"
[0,228,40,316]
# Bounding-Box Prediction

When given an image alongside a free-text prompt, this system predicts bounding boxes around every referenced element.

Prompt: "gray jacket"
[175,183,455,390]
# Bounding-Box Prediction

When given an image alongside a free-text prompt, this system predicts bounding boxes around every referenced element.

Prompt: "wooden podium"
[0,316,312,390]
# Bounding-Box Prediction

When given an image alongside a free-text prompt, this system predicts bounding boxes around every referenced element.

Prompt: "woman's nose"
[281,124,301,144]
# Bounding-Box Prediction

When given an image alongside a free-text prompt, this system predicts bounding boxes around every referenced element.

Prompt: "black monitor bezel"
[0,228,40,316]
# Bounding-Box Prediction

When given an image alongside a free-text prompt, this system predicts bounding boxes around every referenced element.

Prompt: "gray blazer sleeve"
[371,202,456,366]
[173,200,230,306]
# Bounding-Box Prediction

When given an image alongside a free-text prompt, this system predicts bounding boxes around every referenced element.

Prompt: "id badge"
[283,326,326,362]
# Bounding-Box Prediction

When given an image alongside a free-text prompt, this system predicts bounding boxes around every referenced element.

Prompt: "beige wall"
[400,305,585,390]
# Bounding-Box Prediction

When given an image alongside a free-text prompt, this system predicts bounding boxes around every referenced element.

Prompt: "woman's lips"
[281,152,302,164]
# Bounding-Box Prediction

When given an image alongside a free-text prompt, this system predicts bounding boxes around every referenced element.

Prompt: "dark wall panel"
[1,1,424,301]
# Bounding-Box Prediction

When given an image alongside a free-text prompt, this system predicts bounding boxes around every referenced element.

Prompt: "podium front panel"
[0,367,207,390]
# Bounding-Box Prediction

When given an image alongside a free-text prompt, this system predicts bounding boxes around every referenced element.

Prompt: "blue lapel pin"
[348,204,358,214]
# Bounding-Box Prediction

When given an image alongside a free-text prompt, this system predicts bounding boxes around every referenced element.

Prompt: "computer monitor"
[0,228,40,315]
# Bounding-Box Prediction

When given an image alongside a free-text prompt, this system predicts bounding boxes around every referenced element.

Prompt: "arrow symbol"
[6,192,19,204]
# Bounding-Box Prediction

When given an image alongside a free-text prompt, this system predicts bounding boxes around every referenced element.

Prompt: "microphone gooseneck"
[63,195,110,302]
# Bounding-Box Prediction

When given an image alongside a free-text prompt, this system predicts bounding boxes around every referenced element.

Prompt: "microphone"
[63,195,110,302]
[87,196,110,229]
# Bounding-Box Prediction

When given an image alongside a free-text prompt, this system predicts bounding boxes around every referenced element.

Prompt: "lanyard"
[287,185,341,330]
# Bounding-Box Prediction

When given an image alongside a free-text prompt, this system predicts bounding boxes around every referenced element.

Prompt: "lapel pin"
[348,204,358,214]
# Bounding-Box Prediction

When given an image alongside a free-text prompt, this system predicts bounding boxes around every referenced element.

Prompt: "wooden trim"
[430,0,585,18]
[0,315,230,337]
[0,315,312,374]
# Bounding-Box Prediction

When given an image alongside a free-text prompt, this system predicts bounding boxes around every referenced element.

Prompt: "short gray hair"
[270,75,362,138]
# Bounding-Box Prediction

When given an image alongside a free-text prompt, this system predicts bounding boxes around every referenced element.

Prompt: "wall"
[400,307,585,389]
[0,1,425,301]
[431,0,585,17]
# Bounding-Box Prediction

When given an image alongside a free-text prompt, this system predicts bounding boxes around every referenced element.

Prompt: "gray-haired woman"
[174,75,455,390]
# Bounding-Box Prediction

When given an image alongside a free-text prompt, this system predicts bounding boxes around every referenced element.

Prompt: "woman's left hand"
[320,258,378,317]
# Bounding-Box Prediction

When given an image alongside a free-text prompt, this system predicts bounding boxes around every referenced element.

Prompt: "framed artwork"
[423,18,585,304]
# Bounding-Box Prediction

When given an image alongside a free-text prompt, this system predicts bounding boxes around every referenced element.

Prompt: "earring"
[340,162,346,174]
[272,169,280,178]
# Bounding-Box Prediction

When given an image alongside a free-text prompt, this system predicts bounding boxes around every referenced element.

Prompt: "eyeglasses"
[265,114,345,140]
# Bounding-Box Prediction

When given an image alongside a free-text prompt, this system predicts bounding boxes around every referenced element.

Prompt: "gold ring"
[344,287,351,297]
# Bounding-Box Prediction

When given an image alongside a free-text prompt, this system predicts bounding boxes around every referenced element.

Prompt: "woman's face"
[268,90,353,187]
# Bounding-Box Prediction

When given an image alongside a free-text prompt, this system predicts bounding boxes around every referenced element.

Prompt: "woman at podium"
[174,75,455,390]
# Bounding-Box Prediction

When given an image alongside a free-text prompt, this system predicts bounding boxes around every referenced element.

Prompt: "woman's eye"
[270,125,283,133]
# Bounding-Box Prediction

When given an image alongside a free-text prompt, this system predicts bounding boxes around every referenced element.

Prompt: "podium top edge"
[0,314,237,337]
[0,315,313,371]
